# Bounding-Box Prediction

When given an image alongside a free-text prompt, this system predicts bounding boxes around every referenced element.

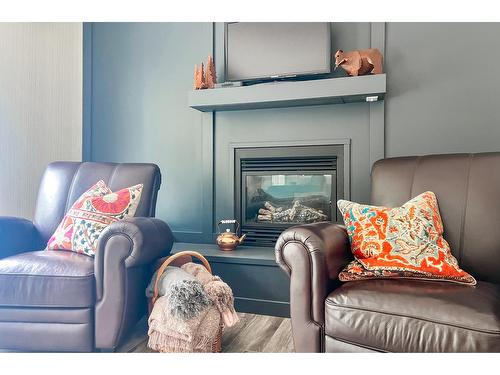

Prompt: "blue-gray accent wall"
[85,22,213,241]
[85,22,500,243]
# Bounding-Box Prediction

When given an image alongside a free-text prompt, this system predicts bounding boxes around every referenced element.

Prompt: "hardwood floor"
[222,313,293,353]
[118,313,294,353]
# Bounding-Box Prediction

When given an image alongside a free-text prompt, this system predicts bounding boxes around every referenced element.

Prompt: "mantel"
[188,74,386,112]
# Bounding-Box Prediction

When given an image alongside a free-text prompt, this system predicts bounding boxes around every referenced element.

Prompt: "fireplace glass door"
[243,172,335,226]
[235,145,344,246]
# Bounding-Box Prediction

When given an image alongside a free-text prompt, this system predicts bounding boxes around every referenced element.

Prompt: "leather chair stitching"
[0,273,94,278]
[150,169,161,217]
[325,335,388,353]
[96,232,134,349]
[2,321,89,326]
[113,255,130,349]
[64,163,82,214]
[458,154,474,263]
[107,163,119,190]
[96,231,134,301]
[0,303,91,308]
[409,156,421,199]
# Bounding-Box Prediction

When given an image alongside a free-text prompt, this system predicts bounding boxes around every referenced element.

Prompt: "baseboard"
[234,297,290,318]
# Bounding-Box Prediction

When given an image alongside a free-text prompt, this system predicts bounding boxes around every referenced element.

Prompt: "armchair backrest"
[370,152,500,284]
[33,162,161,243]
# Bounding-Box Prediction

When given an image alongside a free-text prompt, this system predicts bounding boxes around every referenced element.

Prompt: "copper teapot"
[216,219,246,251]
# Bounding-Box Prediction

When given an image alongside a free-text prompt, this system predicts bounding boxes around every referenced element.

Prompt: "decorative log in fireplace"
[234,145,345,247]
[257,200,328,223]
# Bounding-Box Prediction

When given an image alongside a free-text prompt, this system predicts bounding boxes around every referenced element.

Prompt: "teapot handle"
[217,219,240,234]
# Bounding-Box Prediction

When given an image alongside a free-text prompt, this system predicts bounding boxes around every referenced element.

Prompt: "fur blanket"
[148,296,220,353]
[145,266,210,320]
[182,263,239,327]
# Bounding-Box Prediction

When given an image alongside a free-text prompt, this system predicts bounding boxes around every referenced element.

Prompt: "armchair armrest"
[275,222,352,352]
[94,217,174,349]
[0,216,45,259]
[96,217,174,272]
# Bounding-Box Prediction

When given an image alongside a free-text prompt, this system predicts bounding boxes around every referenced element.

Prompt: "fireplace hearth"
[235,145,345,247]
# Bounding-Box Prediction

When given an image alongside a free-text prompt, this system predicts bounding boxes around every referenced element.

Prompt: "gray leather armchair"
[0,162,174,352]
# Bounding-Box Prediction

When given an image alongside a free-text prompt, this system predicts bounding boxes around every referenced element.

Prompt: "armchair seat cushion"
[0,250,95,308]
[325,279,500,352]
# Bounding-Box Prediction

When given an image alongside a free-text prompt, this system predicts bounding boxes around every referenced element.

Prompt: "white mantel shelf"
[188,74,386,112]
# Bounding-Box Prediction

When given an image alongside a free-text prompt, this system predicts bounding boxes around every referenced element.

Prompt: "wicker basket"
[148,250,223,353]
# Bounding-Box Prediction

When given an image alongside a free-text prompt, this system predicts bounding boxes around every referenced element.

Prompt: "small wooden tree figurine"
[205,55,217,89]
[194,55,217,90]
[194,63,206,90]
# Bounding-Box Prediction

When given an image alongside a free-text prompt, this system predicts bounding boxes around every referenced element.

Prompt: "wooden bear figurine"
[334,49,383,76]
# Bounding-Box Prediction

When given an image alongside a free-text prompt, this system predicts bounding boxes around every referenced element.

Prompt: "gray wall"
[0,23,83,219]
[88,23,212,236]
[385,23,500,157]
[87,22,500,241]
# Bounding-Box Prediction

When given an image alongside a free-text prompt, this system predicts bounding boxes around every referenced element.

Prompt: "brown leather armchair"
[276,153,500,352]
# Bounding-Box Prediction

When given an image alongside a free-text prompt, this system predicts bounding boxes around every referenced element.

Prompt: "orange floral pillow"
[337,191,476,285]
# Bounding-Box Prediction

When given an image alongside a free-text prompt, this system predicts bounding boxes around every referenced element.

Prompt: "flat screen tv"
[225,22,331,82]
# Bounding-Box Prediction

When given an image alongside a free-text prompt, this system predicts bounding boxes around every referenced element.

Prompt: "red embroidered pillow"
[46,180,110,250]
[47,182,143,257]
[337,191,476,285]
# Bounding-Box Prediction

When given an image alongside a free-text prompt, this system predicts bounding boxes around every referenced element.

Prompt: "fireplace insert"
[235,145,345,247]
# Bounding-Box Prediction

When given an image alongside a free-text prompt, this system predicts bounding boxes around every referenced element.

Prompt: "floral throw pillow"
[47,182,143,257]
[46,180,111,250]
[337,191,476,285]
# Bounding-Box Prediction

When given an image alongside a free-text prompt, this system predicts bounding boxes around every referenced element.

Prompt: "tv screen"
[225,22,331,82]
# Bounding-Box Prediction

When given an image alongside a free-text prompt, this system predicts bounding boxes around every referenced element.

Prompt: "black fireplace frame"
[234,145,345,247]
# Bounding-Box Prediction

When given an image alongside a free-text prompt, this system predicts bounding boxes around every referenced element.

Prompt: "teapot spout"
[238,234,246,244]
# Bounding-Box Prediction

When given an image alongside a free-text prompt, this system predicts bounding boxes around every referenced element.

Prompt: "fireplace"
[235,145,345,247]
